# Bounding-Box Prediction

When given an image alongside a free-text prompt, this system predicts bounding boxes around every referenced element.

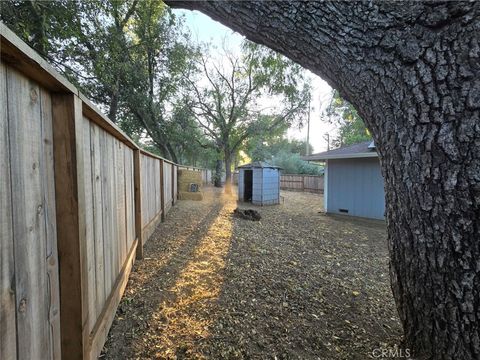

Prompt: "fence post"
[133,150,143,260]
[171,164,176,205]
[160,159,165,221]
[52,93,88,360]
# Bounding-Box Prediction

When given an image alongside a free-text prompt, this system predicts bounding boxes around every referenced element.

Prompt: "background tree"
[1,0,211,163]
[324,90,371,148]
[244,125,320,174]
[185,42,311,190]
[166,1,480,358]
[0,0,76,56]
[247,135,314,161]
[271,152,322,175]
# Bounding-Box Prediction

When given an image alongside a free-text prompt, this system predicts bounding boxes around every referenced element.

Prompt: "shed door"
[244,170,253,201]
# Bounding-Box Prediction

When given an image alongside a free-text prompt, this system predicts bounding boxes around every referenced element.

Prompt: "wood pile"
[233,208,262,221]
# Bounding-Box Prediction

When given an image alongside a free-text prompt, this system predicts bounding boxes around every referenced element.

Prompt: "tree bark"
[224,150,233,194]
[214,159,223,188]
[165,1,480,359]
[108,78,120,123]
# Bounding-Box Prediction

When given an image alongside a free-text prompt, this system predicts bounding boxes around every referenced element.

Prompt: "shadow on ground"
[103,188,401,359]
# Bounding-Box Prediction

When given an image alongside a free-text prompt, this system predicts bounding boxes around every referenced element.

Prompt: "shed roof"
[302,140,378,161]
[238,161,282,169]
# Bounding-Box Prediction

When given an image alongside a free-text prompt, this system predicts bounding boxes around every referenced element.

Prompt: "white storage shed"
[237,161,281,205]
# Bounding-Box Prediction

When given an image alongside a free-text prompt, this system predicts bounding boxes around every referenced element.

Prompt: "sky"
[174,9,337,154]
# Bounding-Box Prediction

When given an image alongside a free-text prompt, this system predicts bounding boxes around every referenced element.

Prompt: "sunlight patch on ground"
[152,197,235,358]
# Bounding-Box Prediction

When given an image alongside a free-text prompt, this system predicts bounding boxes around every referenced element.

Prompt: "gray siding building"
[238,162,281,205]
[304,141,385,220]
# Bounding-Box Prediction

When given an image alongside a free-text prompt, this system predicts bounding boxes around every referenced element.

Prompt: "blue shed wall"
[238,167,280,205]
[326,158,385,219]
[252,168,263,204]
[238,169,244,200]
[261,168,280,205]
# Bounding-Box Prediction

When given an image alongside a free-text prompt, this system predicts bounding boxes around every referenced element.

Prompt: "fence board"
[116,140,126,275]
[280,174,324,193]
[82,118,96,333]
[139,153,163,243]
[164,162,173,212]
[79,117,137,359]
[173,165,178,203]
[100,128,112,304]
[8,66,59,359]
[125,148,135,250]
[110,137,119,282]
[90,123,106,319]
[1,26,211,360]
[41,86,62,359]
[133,150,143,259]
[0,62,17,360]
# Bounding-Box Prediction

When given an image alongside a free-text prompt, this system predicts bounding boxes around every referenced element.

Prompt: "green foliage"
[271,152,323,175]
[244,126,319,175]
[1,0,211,164]
[243,42,310,118]
[246,128,313,162]
[164,104,218,168]
[1,0,76,55]
[1,1,311,169]
[186,40,311,179]
[324,90,371,147]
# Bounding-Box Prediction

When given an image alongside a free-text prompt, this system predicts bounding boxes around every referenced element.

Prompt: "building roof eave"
[306,152,379,161]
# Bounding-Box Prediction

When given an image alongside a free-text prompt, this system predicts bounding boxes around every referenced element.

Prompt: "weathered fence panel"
[178,166,211,185]
[280,174,324,193]
[0,23,210,360]
[139,152,162,245]
[1,63,61,360]
[79,115,137,345]
[202,169,212,184]
[163,161,173,212]
[76,116,136,357]
[173,164,178,205]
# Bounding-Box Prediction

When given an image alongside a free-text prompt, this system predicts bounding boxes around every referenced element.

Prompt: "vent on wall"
[339,208,349,213]
[189,183,199,192]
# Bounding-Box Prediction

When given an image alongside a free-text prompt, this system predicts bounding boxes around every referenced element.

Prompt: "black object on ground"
[233,208,262,221]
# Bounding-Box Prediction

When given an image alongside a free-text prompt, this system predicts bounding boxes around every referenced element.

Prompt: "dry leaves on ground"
[103,188,402,359]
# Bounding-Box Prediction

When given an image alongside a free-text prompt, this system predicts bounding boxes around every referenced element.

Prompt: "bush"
[271,151,323,175]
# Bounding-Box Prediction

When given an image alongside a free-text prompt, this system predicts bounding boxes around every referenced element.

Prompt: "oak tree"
[185,42,310,190]
[324,90,371,148]
[165,1,480,358]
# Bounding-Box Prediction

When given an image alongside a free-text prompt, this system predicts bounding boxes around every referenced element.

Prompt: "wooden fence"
[280,174,324,193]
[178,165,212,185]
[0,24,202,360]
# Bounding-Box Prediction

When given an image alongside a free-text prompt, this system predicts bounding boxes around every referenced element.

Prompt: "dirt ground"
[103,188,402,359]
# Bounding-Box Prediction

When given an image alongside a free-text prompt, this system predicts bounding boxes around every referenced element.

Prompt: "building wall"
[326,158,385,219]
[238,169,245,200]
[252,168,263,205]
[261,168,280,205]
[239,167,280,205]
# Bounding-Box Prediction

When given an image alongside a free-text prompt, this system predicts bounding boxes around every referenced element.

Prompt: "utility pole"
[324,133,330,151]
[305,96,311,156]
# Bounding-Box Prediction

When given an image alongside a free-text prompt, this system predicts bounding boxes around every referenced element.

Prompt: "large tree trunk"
[224,150,233,194]
[108,78,120,123]
[166,1,480,358]
[214,159,223,188]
